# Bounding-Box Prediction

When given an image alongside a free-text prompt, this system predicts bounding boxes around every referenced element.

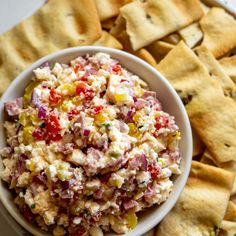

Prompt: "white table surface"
[0,0,236,235]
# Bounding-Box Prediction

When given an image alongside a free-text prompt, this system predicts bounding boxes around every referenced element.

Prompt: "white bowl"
[0,46,192,236]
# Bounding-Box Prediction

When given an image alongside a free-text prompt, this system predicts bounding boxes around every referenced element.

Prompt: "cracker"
[219,220,236,236]
[178,22,203,48]
[145,41,174,63]
[219,55,236,84]
[101,17,116,30]
[93,31,123,49]
[157,42,236,163]
[117,31,157,67]
[201,150,236,196]
[0,0,102,96]
[110,14,126,37]
[194,45,236,97]
[94,0,131,21]
[200,155,216,166]
[156,161,235,236]
[162,33,181,45]
[200,1,210,14]
[200,7,236,58]
[192,127,205,157]
[120,0,203,50]
[224,201,236,221]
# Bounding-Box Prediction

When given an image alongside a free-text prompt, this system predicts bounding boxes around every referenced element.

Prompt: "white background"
[0,0,235,235]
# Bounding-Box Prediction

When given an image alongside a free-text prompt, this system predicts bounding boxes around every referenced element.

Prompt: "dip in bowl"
[0,46,192,236]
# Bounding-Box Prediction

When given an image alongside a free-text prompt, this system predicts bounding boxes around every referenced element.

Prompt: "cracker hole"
[146,14,153,24]
[224,143,231,147]
[179,92,195,106]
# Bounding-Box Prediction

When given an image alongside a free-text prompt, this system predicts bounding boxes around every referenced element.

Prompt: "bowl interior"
[0,46,192,236]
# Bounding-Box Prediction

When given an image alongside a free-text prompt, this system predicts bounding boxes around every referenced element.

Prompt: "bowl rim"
[0,46,192,236]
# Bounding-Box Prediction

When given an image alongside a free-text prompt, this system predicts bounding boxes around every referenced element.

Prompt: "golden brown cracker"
[162,33,181,45]
[178,22,203,48]
[93,31,123,49]
[117,31,157,67]
[95,0,131,21]
[156,161,235,236]
[120,0,203,50]
[145,41,174,63]
[0,0,102,96]
[224,201,236,221]
[195,45,236,97]
[157,42,236,163]
[200,1,210,14]
[201,149,236,196]
[219,55,236,84]
[219,220,236,236]
[101,17,116,30]
[192,127,205,157]
[200,7,236,58]
[110,14,126,37]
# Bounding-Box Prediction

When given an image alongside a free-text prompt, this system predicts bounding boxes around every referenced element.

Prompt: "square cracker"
[201,150,236,196]
[120,0,203,50]
[162,33,181,45]
[117,31,157,67]
[94,0,131,21]
[155,161,235,236]
[145,41,174,63]
[157,42,236,163]
[93,31,123,49]
[200,7,236,59]
[219,55,236,84]
[224,201,236,221]
[101,17,116,30]
[0,0,102,96]
[219,220,236,236]
[192,127,205,157]
[194,45,236,98]
[110,14,126,37]
[178,22,203,48]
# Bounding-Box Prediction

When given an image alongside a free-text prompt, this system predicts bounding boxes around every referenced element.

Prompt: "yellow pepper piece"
[95,113,109,124]
[60,83,75,96]
[114,93,127,103]
[175,131,181,140]
[127,211,138,229]
[72,96,82,106]
[132,112,142,123]
[19,113,28,126]
[128,123,142,139]
[26,160,35,172]
[23,81,39,106]
[22,126,34,144]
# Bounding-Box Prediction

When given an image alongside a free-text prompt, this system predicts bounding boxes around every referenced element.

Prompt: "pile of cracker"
[1,0,236,235]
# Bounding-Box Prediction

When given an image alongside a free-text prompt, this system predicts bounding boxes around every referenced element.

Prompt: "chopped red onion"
[127,110,133,117]
[38,106,46,119]
[83,129,91,137]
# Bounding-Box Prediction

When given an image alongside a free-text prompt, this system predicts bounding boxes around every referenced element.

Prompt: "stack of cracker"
[1,0,236,235]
